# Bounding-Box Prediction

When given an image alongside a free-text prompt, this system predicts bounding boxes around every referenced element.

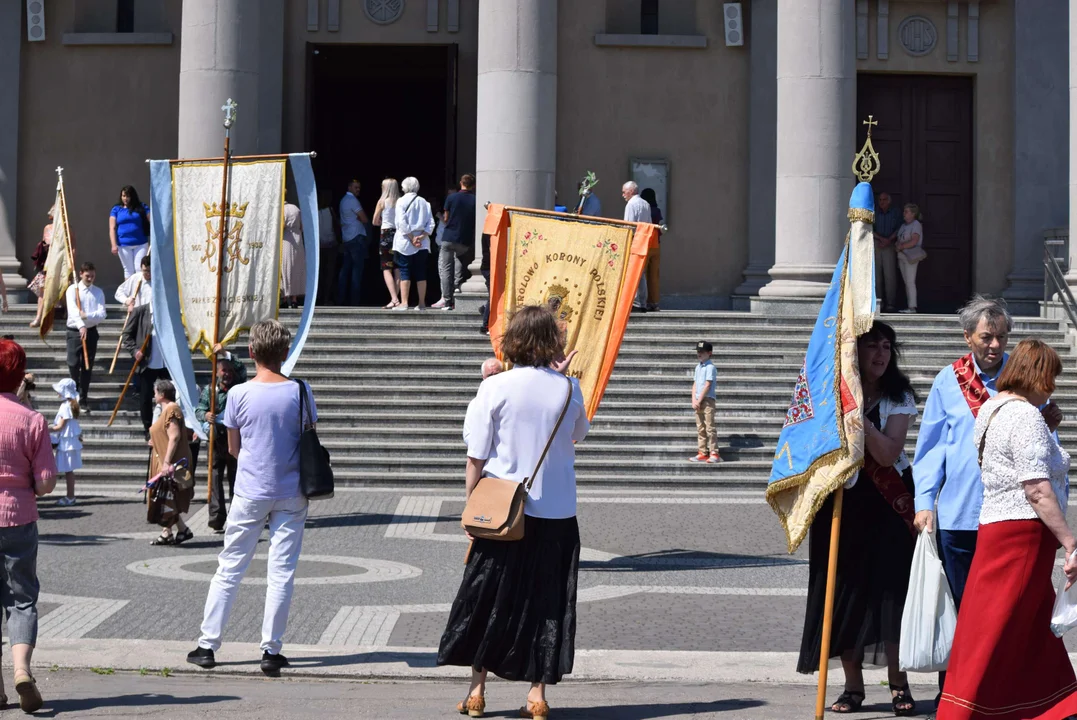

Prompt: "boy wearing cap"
[691,341,721,463]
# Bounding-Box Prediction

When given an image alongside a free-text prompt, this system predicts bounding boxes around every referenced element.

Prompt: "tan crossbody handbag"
[460,376,573,541]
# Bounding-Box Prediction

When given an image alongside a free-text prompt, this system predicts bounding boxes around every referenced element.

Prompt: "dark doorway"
[307,43,458,306]
[856,74,974,313]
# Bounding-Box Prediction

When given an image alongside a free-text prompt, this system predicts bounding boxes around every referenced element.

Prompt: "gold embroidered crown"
[203,201,249,219]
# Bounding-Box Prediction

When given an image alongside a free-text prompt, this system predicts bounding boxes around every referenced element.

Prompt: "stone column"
[1006,0,1067,314]
[1068,0,1077,289]
[733,0,777,306]
[0,0,26,301]
[755,0,856,307]
[177,0,262,158]
[461,0,557,296]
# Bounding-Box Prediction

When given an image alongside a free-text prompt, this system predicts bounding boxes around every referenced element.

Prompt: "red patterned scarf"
[862,403,916,534]
[952,353,990,418]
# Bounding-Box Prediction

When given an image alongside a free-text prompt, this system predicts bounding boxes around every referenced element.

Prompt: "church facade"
[0,0,1068,314]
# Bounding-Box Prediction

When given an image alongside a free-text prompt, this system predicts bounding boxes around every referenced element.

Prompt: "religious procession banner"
[39,177,73,340]
[765,183,877,553]
[171,159,285,356]
[149,153,320,439]
[485,205,659,419]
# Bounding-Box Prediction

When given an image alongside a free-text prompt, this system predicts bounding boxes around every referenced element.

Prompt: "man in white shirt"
[622,181,652,312]
[115,254,153,310]
[65,261,107,404]
[392,176,436,310]
[337,179,370,306]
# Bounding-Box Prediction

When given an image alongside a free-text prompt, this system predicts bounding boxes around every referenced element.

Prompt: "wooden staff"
[57,174,90,370]
[814,486,844,720]
[207,100,236,505]
[109,277,143,374]
[107,331,151,427]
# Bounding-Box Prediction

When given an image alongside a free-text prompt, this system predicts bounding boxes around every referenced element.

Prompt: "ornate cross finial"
[222,98,238,129]
[852,115,882,183]
[55,166,64,176]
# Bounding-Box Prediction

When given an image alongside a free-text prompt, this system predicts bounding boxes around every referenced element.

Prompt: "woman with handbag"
[28,205,53,328]
[937,339,1077,719]
[188,319,316,678]
[438,305,590,720]
[146,379,195,546]
[896,203,924,314]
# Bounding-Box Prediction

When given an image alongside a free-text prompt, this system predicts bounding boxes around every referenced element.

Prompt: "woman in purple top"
[188,319,316,678]
[109,185,151,279]
[0,339,57,713]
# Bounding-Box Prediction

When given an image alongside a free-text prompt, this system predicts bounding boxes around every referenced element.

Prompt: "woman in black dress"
[798,321,918,715]
[438,306,590,720]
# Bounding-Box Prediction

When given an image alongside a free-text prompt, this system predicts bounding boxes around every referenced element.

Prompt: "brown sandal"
[14,670,42,713]
[519,699,550,719]
[456,693,485,717]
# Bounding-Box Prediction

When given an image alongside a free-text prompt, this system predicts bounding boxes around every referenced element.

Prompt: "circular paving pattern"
[126,554,422,586]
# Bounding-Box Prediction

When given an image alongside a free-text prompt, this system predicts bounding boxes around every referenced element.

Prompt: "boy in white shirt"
[65,262,107,405]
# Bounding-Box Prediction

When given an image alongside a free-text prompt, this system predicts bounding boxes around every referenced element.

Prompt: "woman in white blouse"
[799,321,919,715]
[392,176,435,311]
[895,203,923,314]
[437,305,589,720]
[937,339,1077,719]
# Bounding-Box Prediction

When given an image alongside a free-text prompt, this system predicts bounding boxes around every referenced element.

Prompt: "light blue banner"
[282,153,319,377]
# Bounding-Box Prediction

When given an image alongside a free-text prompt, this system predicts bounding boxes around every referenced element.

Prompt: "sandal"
[891,685,916,716]
[832,690,865,713]
[28,320,39,328]
[456,693,485,717]
[519,700,550,719]
[150,532,174,546]
[14,670,42,713]
[174,528,194,545]
[383,300,400,309]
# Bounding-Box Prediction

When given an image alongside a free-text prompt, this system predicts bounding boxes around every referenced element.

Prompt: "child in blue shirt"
[691,341,721,463]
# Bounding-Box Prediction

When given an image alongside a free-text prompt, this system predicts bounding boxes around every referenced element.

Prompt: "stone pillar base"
[0,256,27,303]
[749,295,826,315]
[1002,268,1046,317]
[454,291,487,315]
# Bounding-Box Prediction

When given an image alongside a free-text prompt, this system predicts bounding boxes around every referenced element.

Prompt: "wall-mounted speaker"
[26,0,45,42]
[723,2,743,47]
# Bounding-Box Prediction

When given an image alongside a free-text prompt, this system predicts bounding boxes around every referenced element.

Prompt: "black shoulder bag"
[295,379,334,500]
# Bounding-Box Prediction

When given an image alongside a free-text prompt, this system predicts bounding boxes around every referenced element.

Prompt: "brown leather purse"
[460,376,573,541]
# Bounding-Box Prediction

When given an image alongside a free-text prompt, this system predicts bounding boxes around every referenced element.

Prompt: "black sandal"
[150,532,174,546]
[891,685,915,716]
[832,690,865,713]
[174,528,194,545]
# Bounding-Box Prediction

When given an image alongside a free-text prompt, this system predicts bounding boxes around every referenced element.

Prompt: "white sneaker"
[431,298,449,309]
[391,304,410,312]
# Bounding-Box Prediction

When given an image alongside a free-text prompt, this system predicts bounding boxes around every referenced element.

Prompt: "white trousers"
[197,494,308,655]
[118,243,149,279]
[897,252,919,309]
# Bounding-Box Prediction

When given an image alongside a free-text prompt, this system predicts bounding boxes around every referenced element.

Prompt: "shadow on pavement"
[36,693,240,717]
[305,512,397,530]
[38,533,124,547]
[290,650,438,669]
[581,549,806,572]
[480,698,766,719]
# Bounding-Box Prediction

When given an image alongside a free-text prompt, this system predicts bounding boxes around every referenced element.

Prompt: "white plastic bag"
[1050,550,1077,637]
[898,529,958,672]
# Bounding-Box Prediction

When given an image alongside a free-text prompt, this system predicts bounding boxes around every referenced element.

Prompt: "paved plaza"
[18,483,1077,717]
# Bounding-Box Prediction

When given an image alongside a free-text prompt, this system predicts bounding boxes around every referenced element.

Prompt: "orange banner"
[485,205,658,419]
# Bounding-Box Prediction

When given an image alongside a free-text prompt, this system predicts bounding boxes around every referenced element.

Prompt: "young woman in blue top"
[109,185,151,279]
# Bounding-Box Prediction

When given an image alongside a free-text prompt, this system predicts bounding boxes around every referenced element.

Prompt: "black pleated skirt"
[437,515,580,684]
[796,468,916,674]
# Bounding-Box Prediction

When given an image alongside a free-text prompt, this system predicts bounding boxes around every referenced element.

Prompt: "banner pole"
[107,331,151,427]
[57,173,90,370]
[207,99,236,506]
[814,485,844,720]
[110,278,143,374]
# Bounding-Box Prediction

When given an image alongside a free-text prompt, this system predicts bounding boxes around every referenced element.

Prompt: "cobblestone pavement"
[19,484,1077,716]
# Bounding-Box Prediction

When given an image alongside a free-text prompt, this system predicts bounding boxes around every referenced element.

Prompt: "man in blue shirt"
[432,174,475,311]
[872,192,903,312]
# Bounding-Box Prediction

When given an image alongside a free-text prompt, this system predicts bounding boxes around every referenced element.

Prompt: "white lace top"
[871,392,918,473]
[973,396,1070,525]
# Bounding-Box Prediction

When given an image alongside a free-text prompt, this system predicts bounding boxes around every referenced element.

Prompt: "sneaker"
[57,497,76,507]
[260,651,290,677]
[431,298,450,309]
[187,646,217,669]
[688,453,708,463]
[415,306,427,311]
[708,453,723,464]
[631,305,648,314]
[646,303,660,312]
[391,304,410,311]
[440,302,455,311]
[899,307,917,314]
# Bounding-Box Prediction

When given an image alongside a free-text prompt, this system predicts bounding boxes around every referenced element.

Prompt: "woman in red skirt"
[939,338,1077,720]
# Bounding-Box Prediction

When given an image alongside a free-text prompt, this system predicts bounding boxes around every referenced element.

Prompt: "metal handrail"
[1043,243,1077,331]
